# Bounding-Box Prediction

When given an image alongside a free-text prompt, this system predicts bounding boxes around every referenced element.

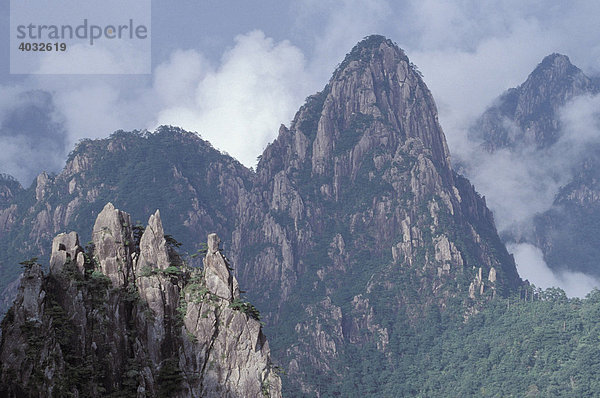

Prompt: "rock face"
[0,127,253,315]
[0,203,281,397]
[232,35,522,395]
[0,174,23,208]
[474,53,598,150]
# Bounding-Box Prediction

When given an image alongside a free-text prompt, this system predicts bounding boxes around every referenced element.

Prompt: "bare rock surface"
[0,203,281,397]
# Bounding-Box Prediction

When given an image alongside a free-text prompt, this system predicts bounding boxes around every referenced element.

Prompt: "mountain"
[0,174,23,208]
[0,203,282,397]
[534,152,600,276]
[0,35,526,396]
[234,35,522,395]
[471,53,600,277]
[0,127,254,311]
[474,53,598,150]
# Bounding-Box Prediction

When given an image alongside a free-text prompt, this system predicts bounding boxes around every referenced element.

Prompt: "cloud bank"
[153,31,313,167]
[454,91,600,298]
[509,243,599,298]
[0,30,318,184]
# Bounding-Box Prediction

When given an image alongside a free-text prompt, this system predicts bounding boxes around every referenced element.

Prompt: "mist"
[456,93,600,297]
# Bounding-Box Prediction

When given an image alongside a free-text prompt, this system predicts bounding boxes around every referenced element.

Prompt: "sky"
[1,0,600,296]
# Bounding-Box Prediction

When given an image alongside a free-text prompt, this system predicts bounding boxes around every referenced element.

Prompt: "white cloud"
[153,30,313,167]
[464,147,563,234]
[558,94,600,148]
[0,30,317,182]
[453,93,600,237]
[153,50,210,108]
[0,89,68,185]
[293,0,391,80]
[509,243,599,298]
[408,20,556,159]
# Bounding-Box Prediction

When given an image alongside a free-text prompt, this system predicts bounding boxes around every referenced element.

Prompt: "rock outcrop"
[0,174,23,208]
[0,127,253,315]
[0,203,281,397]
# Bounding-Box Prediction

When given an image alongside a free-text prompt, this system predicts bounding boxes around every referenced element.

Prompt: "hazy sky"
[1,0,600,295]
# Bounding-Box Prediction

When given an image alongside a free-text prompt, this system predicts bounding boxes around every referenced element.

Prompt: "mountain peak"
[476,52,597,150]
[1,204,282,397]
[345,34,404,57]
[334,35,409,78]
[529,53,582,83]
[539,53,573,69]
[278,35,452,179]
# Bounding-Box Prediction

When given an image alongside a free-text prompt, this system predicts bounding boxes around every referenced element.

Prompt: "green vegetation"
[261,379,271,397]
[229,298,261,321]
[19,257,39,271]
[334,113,374,155]
[295,88,329,141]
[157,358,184,397]
[280,286,600,397]
[407,289,600,397]
[336,35,405,75]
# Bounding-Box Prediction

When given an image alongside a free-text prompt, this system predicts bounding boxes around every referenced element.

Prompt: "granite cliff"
[0,203,281,397]
[233,35,522,395]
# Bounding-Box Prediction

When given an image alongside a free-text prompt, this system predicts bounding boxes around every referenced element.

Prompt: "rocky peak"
[34,172,51,202]
[92,202,134,286]
[49,231,84,275]
[136,209,170,272]
[242,37,522,395]
[533,53,582,81]
[1,204,281,397]
[259,35,452,198]
[307,35,450,177]
[16,262,45,324]
[518,53,595,114]
[0,174,23,208]
[204,233,240,301]
[476,52,598,150]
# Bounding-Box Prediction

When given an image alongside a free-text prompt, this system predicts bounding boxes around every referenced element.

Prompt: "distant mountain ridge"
[0,127,254,307]
[473,53,598,150]
[470,51,600,278]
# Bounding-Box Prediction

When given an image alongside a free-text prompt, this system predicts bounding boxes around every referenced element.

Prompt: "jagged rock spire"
[135,209,170,272]
[204,233,240,301]
[1,203,281,397]
[134,209,178,366]
[92,202,134,286]
[49,231,84,275]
